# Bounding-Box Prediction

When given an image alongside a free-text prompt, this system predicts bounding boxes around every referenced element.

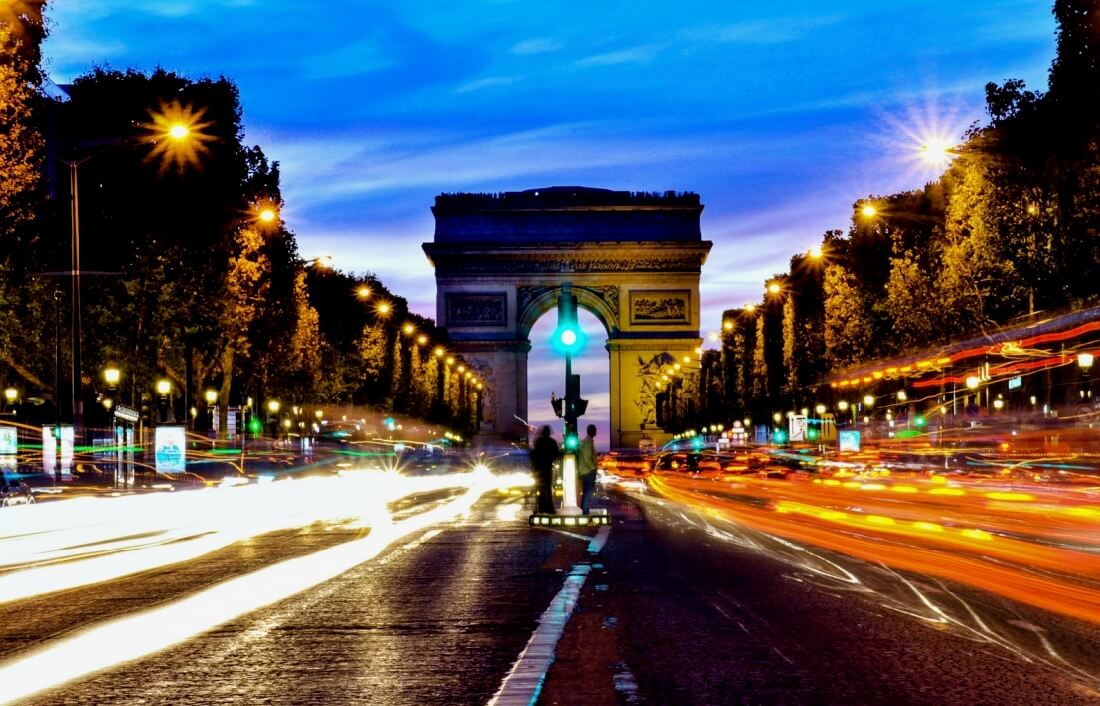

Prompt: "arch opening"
[526,306,611,452]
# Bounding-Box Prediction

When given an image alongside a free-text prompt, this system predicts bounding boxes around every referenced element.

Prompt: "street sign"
[1008,376,1022,390]
[839,430,861,452]
[113,404,139,423]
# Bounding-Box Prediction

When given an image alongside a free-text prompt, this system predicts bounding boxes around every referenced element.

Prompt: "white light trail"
[0,467,532,704]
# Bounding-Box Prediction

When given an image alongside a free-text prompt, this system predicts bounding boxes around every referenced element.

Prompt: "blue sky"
[43,1,1058,444]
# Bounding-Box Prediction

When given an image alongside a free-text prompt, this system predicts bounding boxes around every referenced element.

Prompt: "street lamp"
[60,106,201,439]
[3,387,17,413]
[103,367,121,387]
[1078,353,1094,370]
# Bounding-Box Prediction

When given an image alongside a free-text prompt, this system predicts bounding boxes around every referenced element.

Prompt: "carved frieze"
[446,293,507,326]
[629,289,691,325]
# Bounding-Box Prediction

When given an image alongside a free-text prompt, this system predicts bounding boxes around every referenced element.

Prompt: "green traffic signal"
[914,415,927,427]
[564,433,579,451]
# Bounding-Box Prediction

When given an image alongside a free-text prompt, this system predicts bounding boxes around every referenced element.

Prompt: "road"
[3,451,1100,704]
[542,487,1100,705]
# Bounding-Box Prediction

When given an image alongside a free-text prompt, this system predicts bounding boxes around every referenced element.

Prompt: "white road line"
[489,523,612,706]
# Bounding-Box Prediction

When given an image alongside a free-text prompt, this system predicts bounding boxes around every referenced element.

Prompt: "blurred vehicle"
[317,421,365,445]
[0,481,35,507]
[599,450,653,477]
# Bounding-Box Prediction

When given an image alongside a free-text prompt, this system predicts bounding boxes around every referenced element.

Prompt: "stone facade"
[423,187,711,449]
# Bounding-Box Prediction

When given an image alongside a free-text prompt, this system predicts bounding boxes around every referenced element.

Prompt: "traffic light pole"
[559,347,582,515]
[528,283,609,527]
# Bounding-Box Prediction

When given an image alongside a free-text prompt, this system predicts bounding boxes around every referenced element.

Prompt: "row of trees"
[0,4,480,437]
[661,0,1100,431]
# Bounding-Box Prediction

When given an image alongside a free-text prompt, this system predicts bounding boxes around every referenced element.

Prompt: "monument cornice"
[423,240,712,274]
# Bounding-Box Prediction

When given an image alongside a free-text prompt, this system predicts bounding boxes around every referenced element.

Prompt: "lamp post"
[58,113,198,440]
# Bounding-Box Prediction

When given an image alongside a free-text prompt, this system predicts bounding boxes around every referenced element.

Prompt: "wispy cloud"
[511,37,562,55]
[682,15,843,46]
[454,75,517,93]
[574,43,666,68]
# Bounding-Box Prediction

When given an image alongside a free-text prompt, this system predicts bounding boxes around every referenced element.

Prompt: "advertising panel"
[154,425,187,474]
[0,426,16,455]
[788,414,807,442]
[838,429,862,452]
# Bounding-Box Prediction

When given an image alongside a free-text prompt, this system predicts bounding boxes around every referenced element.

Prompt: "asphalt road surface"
[540,489,1100,706]
[3,473,1100,705]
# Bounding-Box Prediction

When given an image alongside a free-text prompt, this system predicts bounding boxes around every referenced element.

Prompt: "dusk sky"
[42,1,1058,442]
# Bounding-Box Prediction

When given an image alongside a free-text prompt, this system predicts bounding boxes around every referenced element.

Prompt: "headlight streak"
[0,468,529,704]
[622,482,1100,689]
[0,469,532,606]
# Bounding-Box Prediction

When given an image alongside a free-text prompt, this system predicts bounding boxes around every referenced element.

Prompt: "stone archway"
[423,187,711,449]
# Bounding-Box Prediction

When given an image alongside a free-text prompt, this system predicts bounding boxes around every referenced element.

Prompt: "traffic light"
[551,394,563,418]
[564,433,579,451]
[571,398,589,417]
[551,288,586,355]
[914,415,927,428]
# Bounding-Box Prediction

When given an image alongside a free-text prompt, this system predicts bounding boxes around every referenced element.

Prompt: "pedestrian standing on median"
[530,425,559,514]
[578,423,598,515]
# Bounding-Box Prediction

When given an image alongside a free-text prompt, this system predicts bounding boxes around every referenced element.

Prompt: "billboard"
[154,425,187,474]
[788,414,807,442]
[0,426,16,455]
[838,430,862,452]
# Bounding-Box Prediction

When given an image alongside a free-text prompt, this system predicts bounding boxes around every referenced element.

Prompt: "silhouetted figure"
[578,423,598,514]
[531,425,559,513]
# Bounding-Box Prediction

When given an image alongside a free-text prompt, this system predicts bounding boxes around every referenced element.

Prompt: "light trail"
[0,465,533,704]
[642,468,1100,625]
[623,488,1100,690]
[0,466,530,604]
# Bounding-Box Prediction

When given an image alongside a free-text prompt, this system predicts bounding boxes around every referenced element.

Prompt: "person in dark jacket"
[530,425,559,513]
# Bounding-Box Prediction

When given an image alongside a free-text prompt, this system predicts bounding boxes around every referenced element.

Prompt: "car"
[0,481,35,507]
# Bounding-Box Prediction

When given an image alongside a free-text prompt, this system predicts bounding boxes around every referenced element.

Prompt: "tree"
[0,6,51,396]
[823,264,874,370]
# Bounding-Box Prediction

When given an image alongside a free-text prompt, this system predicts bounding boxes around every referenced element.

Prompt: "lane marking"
[488,564,591,706]
[489,524,611,706]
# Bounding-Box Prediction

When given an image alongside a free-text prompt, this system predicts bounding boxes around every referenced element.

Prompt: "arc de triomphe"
[423,187,711,449]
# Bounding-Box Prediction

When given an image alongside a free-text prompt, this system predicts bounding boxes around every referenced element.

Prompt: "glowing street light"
[722,319,734,331]
[267,399,280,414]
[965,375,981,390]
[167,123,190,140]
[815,403,826,415]
[156,379,171,396]
[1078,352,1095,369]
[376,302,392,317]
[767,282,782,295]
[357,286,372,299]
[204,389,218,405]
[103,367,121,387]
[919,137,957,166]
[860,203,877,218]
[3,387,17,405]
[808,245,823,260]
[863,394,874,407]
